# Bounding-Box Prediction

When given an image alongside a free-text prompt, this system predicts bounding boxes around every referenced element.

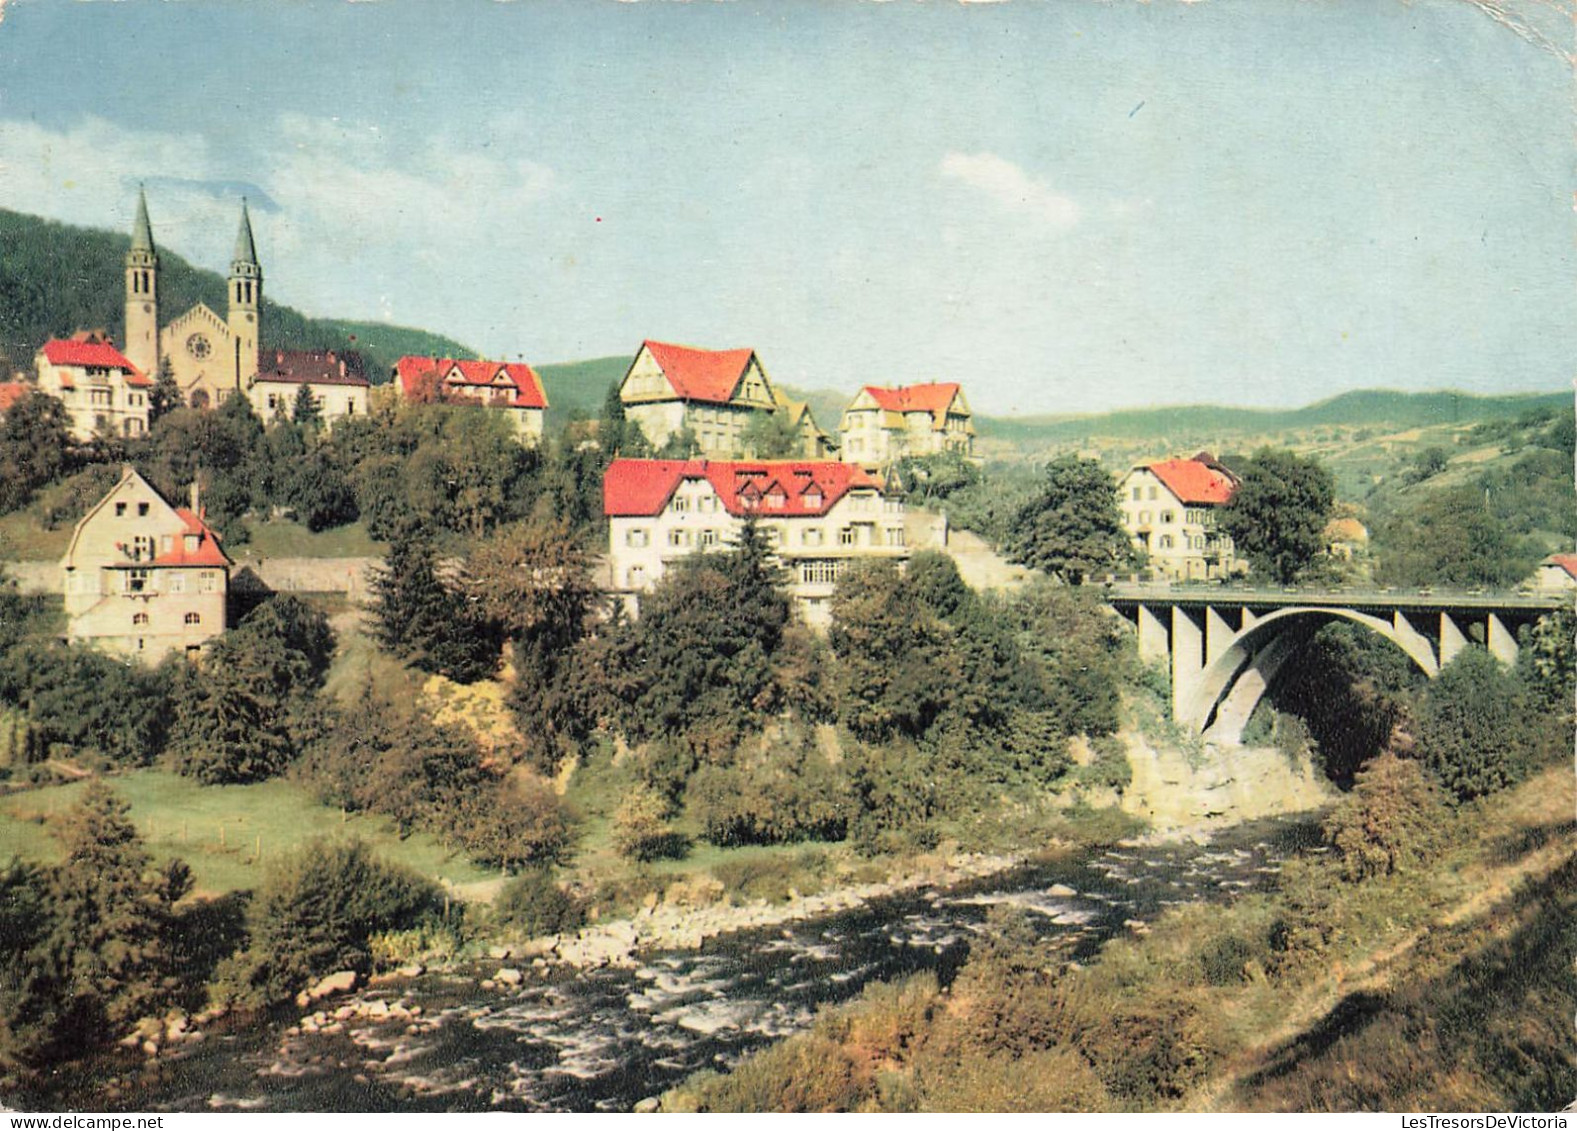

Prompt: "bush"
[213,838,440,1008]
[611,786,688,862]
[493,868,584,936]
[687,745,853,848]
[1323,750,1447,881]
[1416,648,1532,801]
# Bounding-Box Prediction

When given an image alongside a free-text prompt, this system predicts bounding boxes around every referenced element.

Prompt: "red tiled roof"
[256,349,369,388]
[1543,553,1577,580]
[859,383,962,429]
[145,508,230,569]
[393,356,547,409]
[0,382,31,413]
[641,340,757,405]
[1143,457,1238,506]
[40,339,150,386]
[604,459,883,519]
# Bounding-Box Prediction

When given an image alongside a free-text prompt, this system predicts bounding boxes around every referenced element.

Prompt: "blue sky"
[0,0,1570,415]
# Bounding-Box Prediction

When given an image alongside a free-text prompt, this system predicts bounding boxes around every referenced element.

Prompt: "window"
[167,572,186,593]
[802,528,824,547]
[132,612,149,626]
[137,502,149,517]
[1139,510,1151,524]
[1148,486,1158,500]
[1158,535,1174,550]
[198,571,217,593]
[885,527,905,547]
[132,535,154,561]
[672,496,690,513]
[667,528,690,548]
[128,569,149,593]
[839,527,857,547]
[625,528,650,548]
[628,565,646,588]
[1161,510,1174,525]
[698,495,716,513]
[699,529,718,547]
[185,612,201,625]
[803,491,822,510]
[115,502,127,517]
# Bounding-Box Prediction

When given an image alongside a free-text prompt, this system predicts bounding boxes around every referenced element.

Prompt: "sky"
[0,0,1571,416]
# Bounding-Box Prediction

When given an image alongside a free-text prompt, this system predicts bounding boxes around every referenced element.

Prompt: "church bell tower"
[227,199,262,392]
[123,187,160,378]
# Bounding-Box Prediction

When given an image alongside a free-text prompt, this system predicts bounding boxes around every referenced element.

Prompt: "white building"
[839,383,974,465]
[34,333,152,442]
[61,467,231,663]
[248,349,370,428]
[1532,553,1577,592]
[392,356,549,444]
[1118,453,1243,582]
[604,458,909,627]
[617,340,778,456]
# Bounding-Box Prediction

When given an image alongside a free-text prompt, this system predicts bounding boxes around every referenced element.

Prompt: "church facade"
[123,189,263,410]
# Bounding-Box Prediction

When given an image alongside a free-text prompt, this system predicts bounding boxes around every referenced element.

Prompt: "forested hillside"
[0,209,472,380]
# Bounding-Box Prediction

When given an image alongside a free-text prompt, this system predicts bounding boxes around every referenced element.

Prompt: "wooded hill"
[0,208,472,382]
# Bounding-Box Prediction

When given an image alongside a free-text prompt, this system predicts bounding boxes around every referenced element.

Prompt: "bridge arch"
[1183,606,1438,743]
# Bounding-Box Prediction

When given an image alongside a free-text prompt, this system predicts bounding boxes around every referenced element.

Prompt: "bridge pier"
[1136,604,1168,665]
[1440,613,1468,667]
[1171,607,1204,723]
[1487,613,1518,666]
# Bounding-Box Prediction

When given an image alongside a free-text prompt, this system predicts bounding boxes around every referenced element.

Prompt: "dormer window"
[185,534,201,553]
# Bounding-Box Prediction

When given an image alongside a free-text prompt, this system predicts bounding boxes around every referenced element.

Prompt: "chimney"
[189,480,200,514]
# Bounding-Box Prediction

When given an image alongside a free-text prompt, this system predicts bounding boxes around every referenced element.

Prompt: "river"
[64,820,1312,1113]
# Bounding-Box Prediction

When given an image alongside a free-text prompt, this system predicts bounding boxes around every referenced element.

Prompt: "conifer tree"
[148,357,183,423]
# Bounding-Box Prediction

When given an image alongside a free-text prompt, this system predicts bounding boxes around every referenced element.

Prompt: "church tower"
[226,199,262,392]
[123,187,160,378]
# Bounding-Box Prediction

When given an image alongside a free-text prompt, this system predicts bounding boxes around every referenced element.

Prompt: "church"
[123,189,263,409]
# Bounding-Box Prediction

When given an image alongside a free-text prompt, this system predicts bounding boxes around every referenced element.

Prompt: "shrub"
[213,838,440,1008]
[493,868,584,936]
[1323,750,1447,881]
[1416,648,1532,801]
[611,786,688,862]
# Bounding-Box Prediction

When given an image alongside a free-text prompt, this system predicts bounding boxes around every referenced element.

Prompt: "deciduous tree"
[1006,455,1134,584]
[1218,448,1335,584]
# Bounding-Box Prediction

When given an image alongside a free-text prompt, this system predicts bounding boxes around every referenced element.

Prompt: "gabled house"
[772,388,837,459]
[392,356,549,444]
[617,339,778,456]
[838,383,974,465]
[61,467,231,662]
[249,349,370,428]
[34,332,152,441]
[604,458,908,627]
[1533,553,1577,592]
[1118,452,1243,582]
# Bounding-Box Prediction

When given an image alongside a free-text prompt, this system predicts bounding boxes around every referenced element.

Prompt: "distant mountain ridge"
[978,388,1572,447]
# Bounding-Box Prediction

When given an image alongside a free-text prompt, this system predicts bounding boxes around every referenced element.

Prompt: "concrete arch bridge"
[1104,586,1569,744]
